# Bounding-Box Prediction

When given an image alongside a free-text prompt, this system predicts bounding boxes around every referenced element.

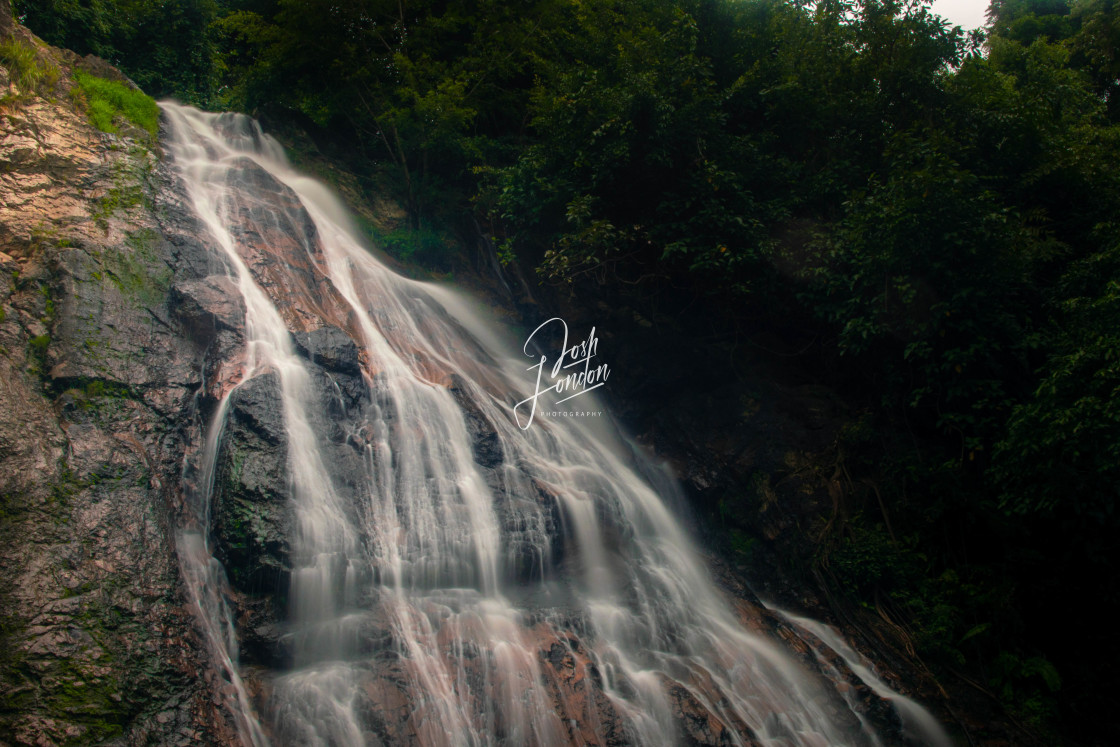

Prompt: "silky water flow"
[162,102,953,747]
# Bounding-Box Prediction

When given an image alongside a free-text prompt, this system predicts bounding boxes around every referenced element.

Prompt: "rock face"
[0,30,381,741]
[0,1,12,39]
[0,28,237,746]
[213,372,293,593]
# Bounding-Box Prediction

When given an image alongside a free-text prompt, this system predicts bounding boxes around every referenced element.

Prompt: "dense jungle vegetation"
[15,0,1120,743]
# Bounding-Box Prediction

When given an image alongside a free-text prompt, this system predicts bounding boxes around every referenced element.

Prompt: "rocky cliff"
[0,24,236,745]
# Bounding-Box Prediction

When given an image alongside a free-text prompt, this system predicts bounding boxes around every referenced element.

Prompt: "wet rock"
[449,374,503,469]
[219,157,358,337]
[207,372,295,672]
[532,627,629,747]
[292,324,361,375]
[663,679,742,746]
[234,595,288,669]
[309,365,368,425]
[493,474,566,584]
[171,275,246,343]
[213,372,293,592]
[228,371,287,446]
[47,236,201,401]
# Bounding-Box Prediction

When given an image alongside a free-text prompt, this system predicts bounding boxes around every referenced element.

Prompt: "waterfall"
[161,102,950,747]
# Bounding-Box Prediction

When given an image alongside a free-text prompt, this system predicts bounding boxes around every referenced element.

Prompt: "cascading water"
[162,101,951,747]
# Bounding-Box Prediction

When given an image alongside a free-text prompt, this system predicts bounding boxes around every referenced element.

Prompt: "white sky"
[929,0,991,29]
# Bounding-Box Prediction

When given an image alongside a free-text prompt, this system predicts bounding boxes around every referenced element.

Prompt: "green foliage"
[0,37,60,98]
[373,226,457,270]
[499,1,772,287]
[991,651,1063,727]
[496,0,967,293]
[495,238,516,268]
[211,0,557,225]
[72,70,159,136]
[830,522,915,598]
[86,97,115,132]
[15,0,219,103]
[27,333,50,377]
[802,140,1032,450]
[993,242,1120,521]
[1071,0,1120,118]
[727,529,758,562]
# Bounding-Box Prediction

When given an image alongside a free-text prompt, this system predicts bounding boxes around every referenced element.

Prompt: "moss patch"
[94,230,171,308]
[27,333,50,377]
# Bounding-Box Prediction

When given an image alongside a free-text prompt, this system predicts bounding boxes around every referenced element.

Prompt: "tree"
[14,0,218,102]
[216,0,558,227]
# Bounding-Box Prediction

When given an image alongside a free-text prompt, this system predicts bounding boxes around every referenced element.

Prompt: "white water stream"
[163,102,951,747]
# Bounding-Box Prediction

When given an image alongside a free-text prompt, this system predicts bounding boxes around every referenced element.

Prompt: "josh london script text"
[514,317,610,430]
